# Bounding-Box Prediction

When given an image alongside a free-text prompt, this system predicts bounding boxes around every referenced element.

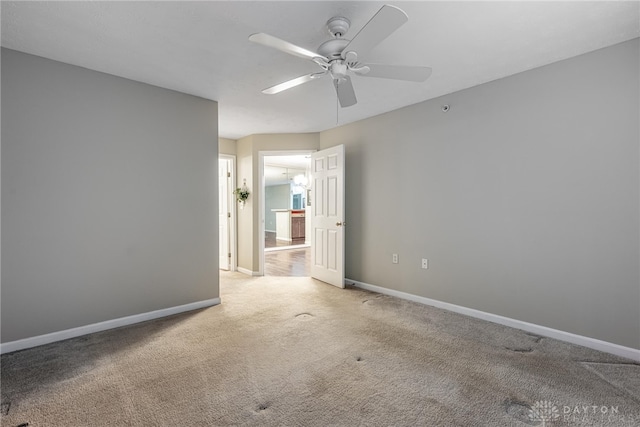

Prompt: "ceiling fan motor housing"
[317,38,349,60]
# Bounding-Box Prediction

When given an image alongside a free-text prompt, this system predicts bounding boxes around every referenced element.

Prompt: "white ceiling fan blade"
[262,73,325,95]
[249,33,327,61]
[359,64,432,82]
[341,5,408,59]
[334,76,357,108]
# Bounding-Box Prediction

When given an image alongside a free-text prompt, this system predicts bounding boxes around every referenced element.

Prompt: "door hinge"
[227,172,231,178]
[228,253,231,258]
[227,212,231,218]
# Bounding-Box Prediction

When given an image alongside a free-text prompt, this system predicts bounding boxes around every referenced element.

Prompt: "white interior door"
[218,158,230,270]
[310,145,345,288]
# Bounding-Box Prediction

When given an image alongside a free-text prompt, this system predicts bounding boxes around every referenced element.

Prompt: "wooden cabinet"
[291,214,305,240]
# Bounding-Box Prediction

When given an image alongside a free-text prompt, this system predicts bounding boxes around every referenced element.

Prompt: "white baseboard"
[237,267,260,276]
[347,278,640,362]
[0,298,221,355]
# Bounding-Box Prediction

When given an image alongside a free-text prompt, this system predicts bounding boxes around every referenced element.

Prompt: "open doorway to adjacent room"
[260,152,312,277]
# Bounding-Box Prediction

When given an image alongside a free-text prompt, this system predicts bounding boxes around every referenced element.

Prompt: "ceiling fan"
[249,4,432,108]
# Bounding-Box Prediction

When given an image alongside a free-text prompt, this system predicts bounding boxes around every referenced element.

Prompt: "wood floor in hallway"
[264,247,310,277]
[265,231,306,249]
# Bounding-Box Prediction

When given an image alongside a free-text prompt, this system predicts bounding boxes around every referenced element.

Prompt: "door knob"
[336,221,346,227]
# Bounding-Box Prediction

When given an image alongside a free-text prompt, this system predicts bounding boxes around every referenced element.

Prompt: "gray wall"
[320,39,640,349]
[265,184,291,232]
[1,49,219,343]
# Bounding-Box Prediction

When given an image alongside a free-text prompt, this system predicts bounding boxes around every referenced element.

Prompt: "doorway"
[260,151,313,277]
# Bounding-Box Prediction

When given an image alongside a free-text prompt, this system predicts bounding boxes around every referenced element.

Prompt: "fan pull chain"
[336,90,339,125]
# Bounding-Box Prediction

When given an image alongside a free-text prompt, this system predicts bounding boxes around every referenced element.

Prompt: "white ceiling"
[2,1,638,140]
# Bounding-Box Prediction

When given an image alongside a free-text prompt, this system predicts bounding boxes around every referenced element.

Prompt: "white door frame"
[258,150,315,276]
[219,154,237,272]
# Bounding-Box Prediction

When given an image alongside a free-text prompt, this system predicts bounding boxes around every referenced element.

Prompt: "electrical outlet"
[392,254,399,264]
[421,258,428,269]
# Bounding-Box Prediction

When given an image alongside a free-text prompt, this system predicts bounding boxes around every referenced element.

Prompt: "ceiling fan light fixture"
[330,62,348,80]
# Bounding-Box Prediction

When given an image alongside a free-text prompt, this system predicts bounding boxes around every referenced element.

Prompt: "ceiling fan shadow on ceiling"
[249,4,432,108]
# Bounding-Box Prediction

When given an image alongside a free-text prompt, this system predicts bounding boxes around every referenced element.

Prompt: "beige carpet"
[2,272,639,426]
